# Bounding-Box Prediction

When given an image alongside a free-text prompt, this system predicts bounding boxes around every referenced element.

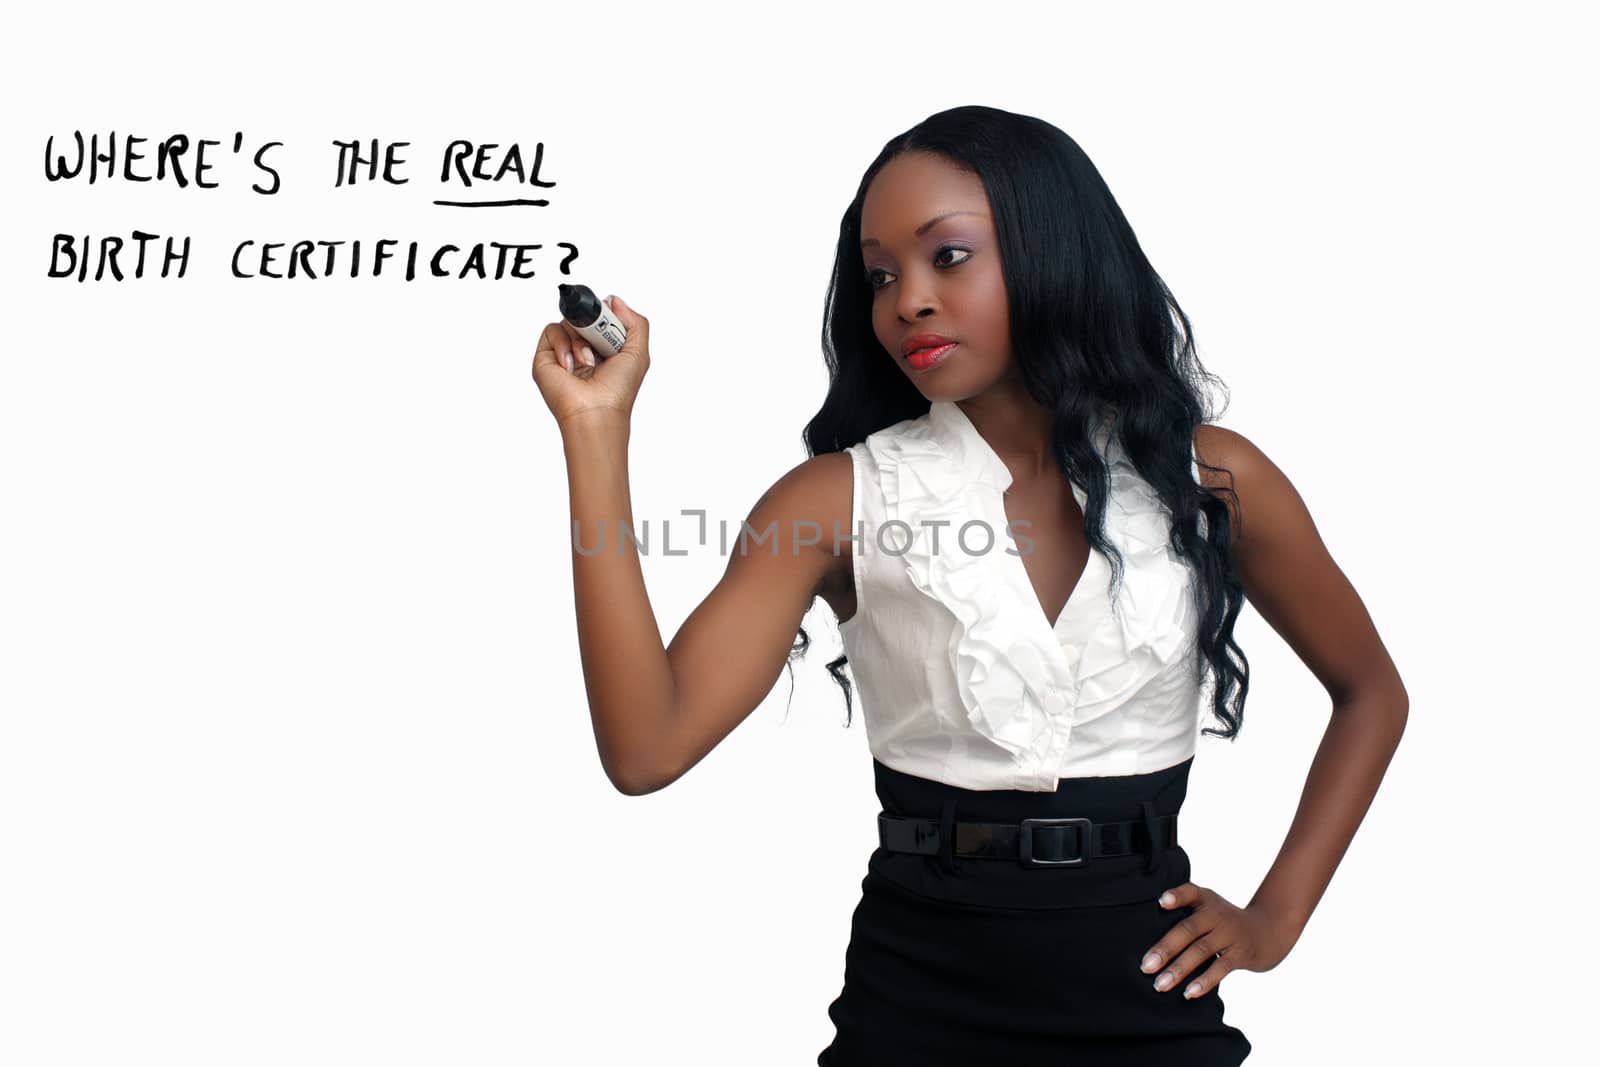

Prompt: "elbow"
[1387,678,1410,738]
[598,694,683,796]
[606,754,678,797]
[610,770,667,797]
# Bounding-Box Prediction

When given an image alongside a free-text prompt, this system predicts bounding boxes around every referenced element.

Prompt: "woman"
[532,105,1408,1064]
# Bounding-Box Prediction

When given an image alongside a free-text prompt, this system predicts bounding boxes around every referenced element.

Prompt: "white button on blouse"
[837,399,1208,792]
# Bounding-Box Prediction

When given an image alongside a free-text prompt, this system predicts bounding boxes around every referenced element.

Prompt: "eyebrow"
[860,210,984,249]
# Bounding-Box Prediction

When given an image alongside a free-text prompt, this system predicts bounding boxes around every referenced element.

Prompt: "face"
[858,151,1014,398]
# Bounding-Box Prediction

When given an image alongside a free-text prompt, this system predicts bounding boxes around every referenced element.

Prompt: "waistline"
[866,756,1196,910]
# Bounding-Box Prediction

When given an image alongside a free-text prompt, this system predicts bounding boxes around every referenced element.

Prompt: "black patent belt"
[877,808,1178,869]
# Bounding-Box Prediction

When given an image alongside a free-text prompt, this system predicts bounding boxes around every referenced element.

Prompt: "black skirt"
[817,757,1252,1065]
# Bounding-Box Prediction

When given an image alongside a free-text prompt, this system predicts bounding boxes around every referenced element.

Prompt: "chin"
[907,363,1005,398]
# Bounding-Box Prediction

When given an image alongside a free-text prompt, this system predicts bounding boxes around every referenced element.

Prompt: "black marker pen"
[557,283,627,360]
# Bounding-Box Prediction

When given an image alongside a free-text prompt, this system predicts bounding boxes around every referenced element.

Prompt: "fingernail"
[1159,892,1175,907]
[1184,982,1202,998]
[1154,972,1173,991]
[581,345,595,366]
[1140,953,1161,974]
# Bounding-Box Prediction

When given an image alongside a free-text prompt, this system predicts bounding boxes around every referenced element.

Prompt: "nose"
[894,278,938,323]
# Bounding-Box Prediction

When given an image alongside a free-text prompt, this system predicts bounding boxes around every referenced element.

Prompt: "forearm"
[1246,688,1408,937]
[561,412,677,793]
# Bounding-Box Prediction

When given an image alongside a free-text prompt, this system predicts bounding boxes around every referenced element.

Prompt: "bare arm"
[1199,425,1410,936]
[533,295,852,796]
[561,410,677,794]
[563,409,850,794]
[654,452,853,791]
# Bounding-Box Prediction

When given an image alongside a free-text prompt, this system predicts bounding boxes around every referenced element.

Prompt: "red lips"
[901,333,957,357]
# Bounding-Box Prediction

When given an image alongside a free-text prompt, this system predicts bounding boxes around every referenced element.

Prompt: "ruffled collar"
[925,400,1015,492]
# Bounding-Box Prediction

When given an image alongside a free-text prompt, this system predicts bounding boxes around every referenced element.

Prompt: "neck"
[955,387,1057,483]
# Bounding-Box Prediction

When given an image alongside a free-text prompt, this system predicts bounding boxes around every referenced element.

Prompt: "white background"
[3,1,1594,1063]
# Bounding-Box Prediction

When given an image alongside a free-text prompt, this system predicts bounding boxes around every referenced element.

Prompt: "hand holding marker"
[530,284,651,425]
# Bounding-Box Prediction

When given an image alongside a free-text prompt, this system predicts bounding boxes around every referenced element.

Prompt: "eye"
[866,244,974,291]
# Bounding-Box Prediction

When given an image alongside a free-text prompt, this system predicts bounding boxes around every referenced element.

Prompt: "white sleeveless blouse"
[838,399,1208,791]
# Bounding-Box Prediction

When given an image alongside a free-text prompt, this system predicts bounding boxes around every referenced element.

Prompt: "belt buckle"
[1018,817,1092,868]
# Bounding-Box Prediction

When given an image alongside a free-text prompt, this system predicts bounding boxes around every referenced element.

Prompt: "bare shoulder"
[742,451,855,595]
[752,450,850,502]
[1192,423,1247,544]
[1192,423,1239,491]
[1191,422,1315,565]
[748,452,852,529]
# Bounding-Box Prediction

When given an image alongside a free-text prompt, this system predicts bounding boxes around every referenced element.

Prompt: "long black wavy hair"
[782,104,1249,742]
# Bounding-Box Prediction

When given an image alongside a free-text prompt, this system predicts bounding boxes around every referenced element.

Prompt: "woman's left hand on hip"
[1138,881,1301,999]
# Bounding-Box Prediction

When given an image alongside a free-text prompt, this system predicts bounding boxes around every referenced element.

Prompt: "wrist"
[559,407,631,444]
[1245,897,1309,945]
